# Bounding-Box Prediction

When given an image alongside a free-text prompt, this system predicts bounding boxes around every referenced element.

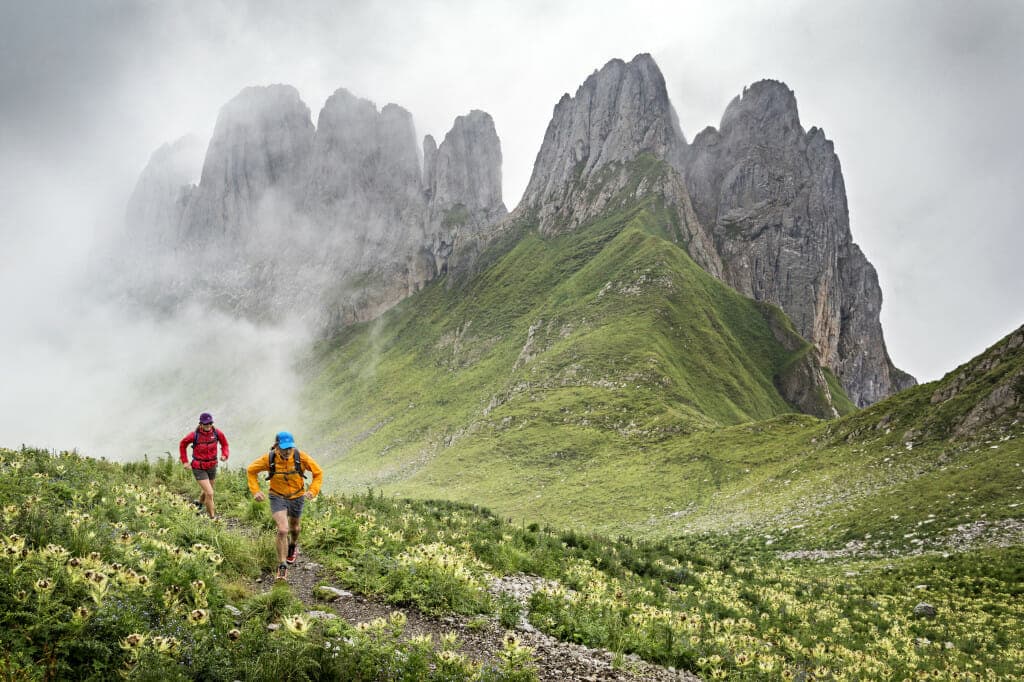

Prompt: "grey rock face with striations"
[299,89,429,325]
[427,110,503,217]
[182,85,315,243]
[423,110,507,277]
[513,54,720,278]
[519,54,686,234]
[306,89,423,231]
[683,80,914,406]
[124,133,205,250]
[123,83,505,327]
[304,90,424,271]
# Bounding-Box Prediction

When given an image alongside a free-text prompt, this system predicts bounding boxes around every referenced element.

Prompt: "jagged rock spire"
[425,110,504,218]
[684,79,915,406]
[123,82,507,327]
[519,54,686,233]
[421,110,507,278]
[183,84,315,240]
[124,134,204,249]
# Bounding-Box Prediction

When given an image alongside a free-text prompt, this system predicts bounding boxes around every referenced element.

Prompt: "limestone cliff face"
[125,134,205,250]
[514,54,720,277]
[684,80,915,406]
[423,110,507,277]
[519,54,684,233]
[305,89,422,231]
[183,85,315,243]
[123,84,504,327]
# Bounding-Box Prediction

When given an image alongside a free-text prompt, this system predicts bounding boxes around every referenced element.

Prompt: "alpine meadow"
[4,42,1023,682]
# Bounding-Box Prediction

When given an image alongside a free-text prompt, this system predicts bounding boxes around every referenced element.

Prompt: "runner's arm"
[178,433,192,465]
[246,455,269,495]
[217,429,230,461]
[303,453,324,498]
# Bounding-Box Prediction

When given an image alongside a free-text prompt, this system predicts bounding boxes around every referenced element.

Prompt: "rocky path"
[252,548,700,682]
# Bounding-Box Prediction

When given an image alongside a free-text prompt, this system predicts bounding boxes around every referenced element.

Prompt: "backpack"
[191,427,221,460]
[267,446,306,482]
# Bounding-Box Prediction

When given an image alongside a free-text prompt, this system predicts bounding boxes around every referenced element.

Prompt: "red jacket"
[179,428,229,470]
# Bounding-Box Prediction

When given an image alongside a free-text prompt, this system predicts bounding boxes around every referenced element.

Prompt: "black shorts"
[192,466,217,482]
[269,493,305,518]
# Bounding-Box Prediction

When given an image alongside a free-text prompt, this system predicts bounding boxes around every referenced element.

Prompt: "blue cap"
[276,431,295,449]
[199,412,213,424]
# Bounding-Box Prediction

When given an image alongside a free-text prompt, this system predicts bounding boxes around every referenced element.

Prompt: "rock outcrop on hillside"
[124,134,205,251]
[518,56,913,406]
[684,80,914,406]
[122,84,506,326]
[932,324,1024,438]
[514,54,721,278]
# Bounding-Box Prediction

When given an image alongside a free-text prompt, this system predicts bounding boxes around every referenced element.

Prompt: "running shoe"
[276,563,288,581]
[286,544,297,565]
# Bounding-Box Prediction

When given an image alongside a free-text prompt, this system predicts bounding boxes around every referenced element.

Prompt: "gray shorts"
[192,467,217,481]
[269,493,305,518]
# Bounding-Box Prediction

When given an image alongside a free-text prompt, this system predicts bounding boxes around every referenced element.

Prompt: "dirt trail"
[250,550,698,681]
[207,507,697,681]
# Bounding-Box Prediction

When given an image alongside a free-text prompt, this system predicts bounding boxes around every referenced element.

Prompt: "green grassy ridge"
[304,159,845,529]
[301,317,1022,549]
[829,324,1024,448]
[751,323,1024,550]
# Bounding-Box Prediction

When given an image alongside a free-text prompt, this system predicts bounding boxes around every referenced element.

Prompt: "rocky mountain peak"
[683,78,915,406]
[519,53,684,232]
[426,109,503,215]
[422,110,507,279]
[185,84,315,240]
[306,88,422,223]
[200,84,314,189]
[719,79,803,146]
[125,134,204,249]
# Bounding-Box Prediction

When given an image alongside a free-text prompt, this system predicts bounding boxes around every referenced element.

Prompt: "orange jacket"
[246,448,323,500]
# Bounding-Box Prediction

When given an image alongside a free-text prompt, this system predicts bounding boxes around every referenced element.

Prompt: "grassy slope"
[6,447,1021,680]
[302,156,1022,551]
[304,158,844,533]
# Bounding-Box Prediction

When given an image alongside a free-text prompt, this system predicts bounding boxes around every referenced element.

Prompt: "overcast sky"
[2,0,1022,426]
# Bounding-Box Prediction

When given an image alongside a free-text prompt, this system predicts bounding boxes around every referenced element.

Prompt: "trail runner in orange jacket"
[246,431,323,580]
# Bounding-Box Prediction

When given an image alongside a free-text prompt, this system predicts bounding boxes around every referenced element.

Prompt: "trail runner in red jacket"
[179,412,229,519]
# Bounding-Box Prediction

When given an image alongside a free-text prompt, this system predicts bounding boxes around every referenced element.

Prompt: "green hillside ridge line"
[831,323,1024,447]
